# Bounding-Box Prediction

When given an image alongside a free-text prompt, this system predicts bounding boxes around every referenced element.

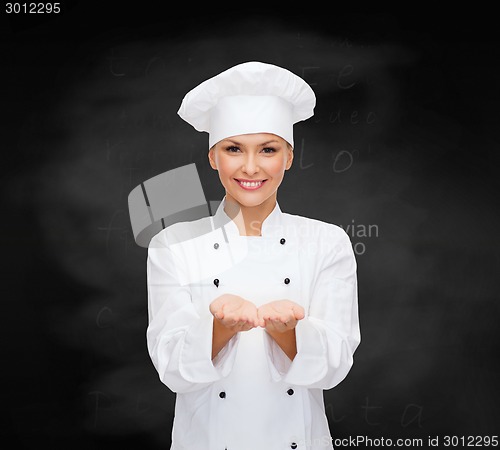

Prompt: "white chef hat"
[177,61,316,148]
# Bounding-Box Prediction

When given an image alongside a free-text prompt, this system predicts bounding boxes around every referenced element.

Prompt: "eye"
[225,146,241,153]
[261,147,277,154]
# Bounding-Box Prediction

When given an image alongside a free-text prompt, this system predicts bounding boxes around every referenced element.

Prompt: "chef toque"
[177,61,316,148]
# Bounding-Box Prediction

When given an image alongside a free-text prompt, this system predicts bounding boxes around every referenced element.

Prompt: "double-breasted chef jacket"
[147,198,360,450]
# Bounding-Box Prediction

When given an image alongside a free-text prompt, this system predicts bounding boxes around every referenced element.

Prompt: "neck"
[224,195,276,236]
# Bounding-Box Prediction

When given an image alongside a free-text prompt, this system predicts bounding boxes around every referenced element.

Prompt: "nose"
[241,153,259,176]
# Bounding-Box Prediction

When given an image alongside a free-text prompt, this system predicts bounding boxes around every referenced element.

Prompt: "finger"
[248,312,262,328]
[279,315,289,324]
[253,315,264,328]
[216,304,226,320]
[264,319,277,333]
[246,313,257,327]
[291,305,305,320]
[237,320,253,331]
[242,322,255,332]
[212,307,223,320]
[237,315,248,323]
[257,308,270,321]
[209,303,219,316]
[282,317,298,330]
[272,319,287,332]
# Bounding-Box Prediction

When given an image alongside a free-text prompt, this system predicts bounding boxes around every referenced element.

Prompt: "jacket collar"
[212,197,284,238]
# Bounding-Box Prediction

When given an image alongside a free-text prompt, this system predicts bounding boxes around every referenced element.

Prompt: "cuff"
[212,330,241,377]
[178,314,221,384]
[283,317,328,386]
[263,331,293,381]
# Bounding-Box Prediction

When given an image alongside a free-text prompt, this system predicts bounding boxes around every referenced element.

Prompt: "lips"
[234,179,267,190]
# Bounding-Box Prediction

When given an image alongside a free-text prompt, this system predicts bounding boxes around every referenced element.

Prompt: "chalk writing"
[362,396,383,426]
[298,138,314,170]
[96,306,113,328]
[298,139,373,174]
[97,209,128,256]
[337,64,356,89]
[324,397,425,428]
[88,390,111,428]
[329,109,377,125]
[401,403,424,428]
[107,48,127,77]
[332,150,354,173]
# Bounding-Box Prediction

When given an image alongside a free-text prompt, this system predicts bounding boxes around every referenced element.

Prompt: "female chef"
[146,62,360,450]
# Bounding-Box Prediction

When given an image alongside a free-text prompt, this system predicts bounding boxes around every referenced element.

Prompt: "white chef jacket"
[147,198,360,450]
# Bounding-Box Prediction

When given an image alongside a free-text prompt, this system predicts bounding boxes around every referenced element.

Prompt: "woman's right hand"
[210,294,263,332]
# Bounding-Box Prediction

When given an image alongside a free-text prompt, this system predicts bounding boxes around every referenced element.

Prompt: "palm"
[258,300,305,333]
[210,294,262,331]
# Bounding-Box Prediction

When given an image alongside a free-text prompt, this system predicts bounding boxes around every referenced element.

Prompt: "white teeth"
[239,180,262,187]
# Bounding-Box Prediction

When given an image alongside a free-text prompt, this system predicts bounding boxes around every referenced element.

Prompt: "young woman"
[147,62,360,450]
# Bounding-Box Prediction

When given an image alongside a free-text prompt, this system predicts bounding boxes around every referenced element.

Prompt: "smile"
[235,179,267,190]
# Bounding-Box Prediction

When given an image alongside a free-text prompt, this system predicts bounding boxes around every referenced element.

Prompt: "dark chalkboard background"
[2,4,499,449]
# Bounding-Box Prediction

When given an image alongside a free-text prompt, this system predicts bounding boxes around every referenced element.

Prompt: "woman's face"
[208,133,293,209]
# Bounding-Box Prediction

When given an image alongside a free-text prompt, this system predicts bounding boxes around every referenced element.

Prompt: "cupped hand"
[257,300,305,334]
[210,294,264,332]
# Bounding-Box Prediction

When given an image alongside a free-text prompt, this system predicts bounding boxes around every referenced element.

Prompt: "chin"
[226,190,275,209]
[232,196,266,208]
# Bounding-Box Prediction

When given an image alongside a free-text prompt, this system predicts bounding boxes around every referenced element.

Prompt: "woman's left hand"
[257,300,305,334]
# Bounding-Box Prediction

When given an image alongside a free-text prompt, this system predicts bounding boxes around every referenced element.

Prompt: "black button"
[214,279,219,288]
[280,238,286,245]
[219,391,226,398]
[284,278,290,285]
[287,388,294,395]
[291,443,297,449]
[214,243,219,249]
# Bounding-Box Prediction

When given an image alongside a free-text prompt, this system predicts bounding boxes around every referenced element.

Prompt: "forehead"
[217,133,285,147]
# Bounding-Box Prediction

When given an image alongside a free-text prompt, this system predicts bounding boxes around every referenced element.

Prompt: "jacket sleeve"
[146,230,239,394]
[267,225,360,389]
